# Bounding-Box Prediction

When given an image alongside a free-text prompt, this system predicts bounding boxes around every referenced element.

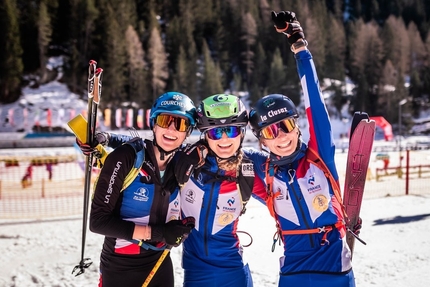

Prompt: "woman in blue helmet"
[87,92,197,287]
[245,11,357,287]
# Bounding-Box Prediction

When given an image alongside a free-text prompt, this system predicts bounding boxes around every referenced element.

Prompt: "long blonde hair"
[217,150,244,172]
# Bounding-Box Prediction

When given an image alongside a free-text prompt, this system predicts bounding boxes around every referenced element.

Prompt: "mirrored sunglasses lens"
[280,119,296,133]
[156,115,171,128]
[260,119,296,139]
[225,126,241,138]
[261,124,279,139]
[156,115,189,132]
[207,128,223,140]
[174,117,189,132]
[207,126,241,140]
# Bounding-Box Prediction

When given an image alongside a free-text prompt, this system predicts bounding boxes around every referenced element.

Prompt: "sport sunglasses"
[155,114,190,132]
[206,126,243,140]
[260,118,296,139]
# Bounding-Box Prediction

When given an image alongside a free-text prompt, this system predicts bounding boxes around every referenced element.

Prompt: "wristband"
[291,39,308,53]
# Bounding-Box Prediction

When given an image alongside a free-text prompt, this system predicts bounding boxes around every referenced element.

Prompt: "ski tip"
[353,111,370,119]
[89,59,97,65]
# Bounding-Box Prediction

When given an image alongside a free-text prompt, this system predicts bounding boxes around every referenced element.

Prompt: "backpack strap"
[306,147,348,219]
[264,160,280,219]
[237,158,254,215]
[264,150,348,250]
[121,137,145,191]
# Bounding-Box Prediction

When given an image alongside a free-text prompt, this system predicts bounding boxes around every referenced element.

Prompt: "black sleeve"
[163,155,179,194]
[89,144,136,240]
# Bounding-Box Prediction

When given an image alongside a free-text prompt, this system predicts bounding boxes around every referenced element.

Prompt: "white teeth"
[218,144,232,148]
[278,140,292,148]
[164,135,177,140]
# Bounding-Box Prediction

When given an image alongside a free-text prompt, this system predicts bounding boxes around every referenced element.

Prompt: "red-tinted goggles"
[260,118,296,139]
[155,114,190,132]
[206,126,242,140]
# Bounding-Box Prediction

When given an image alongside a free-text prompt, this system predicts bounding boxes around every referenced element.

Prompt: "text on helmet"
[260,107,288,121]
[161,100,185,107]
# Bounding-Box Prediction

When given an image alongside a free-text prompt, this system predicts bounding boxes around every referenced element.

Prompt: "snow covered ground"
[0,194,429,287]
[1,147,429,286]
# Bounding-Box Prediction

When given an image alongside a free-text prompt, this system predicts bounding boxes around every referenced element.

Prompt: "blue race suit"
[90,138,181,287]
[179,152,266,287]
[247,48,355,287]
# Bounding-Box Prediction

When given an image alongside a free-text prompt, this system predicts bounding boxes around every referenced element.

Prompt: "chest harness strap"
[264,150,347,250]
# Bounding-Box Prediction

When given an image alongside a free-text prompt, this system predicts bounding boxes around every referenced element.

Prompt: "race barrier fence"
[1,149,429,220]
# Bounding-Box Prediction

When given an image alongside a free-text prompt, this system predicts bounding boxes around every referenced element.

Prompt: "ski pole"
[141,217,195,287]
[72,60,102,276]
[141,246,172,287]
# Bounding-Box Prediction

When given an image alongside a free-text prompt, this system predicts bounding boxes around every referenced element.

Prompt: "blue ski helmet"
[249,94,298,138]
[149,92,197,130]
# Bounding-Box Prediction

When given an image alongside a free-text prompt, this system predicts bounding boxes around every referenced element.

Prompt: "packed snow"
[0,193,429,286]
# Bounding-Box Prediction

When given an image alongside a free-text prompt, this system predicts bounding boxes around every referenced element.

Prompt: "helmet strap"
[152,136,177,161]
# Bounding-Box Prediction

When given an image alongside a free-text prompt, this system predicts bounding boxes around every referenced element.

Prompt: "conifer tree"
[380,16,409,76]
[0,0,23,103]
[37,0,52,83]
[201,40,223,96]
[165,2,198,102]
[240,12,257,90]
[347,19,383,113]
[267,48,287,95]
[97,1,127,105]
[125,25,147,106]
[248,42,267,103]
[171,46,188,94]
[324,16,346,81]
[148,27,168,102]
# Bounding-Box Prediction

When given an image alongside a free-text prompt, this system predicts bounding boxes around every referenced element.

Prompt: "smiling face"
[153,114,188,153]
[206,127,243,159]
[261,126,300,157]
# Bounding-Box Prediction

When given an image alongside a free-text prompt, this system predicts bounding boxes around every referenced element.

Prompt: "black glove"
[76,132,110,158]
[175,141,208,185]
[352,217,362,235]
[271,11,305,45]
[151,217,195,247]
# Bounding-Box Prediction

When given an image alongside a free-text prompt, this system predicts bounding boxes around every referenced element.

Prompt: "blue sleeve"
[295,49,338,179]
[108,133,133,149]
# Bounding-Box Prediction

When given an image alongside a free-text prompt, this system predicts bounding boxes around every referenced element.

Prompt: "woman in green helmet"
[173,94,268,287]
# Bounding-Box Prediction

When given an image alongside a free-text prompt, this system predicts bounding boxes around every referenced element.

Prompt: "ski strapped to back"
[71,60,103,276]
[343,111,376,259]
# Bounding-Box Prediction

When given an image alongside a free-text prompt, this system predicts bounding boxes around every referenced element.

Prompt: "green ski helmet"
[196,94,248,132]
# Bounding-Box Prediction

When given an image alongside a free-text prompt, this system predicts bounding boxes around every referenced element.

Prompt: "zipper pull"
[288,169,296,184]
